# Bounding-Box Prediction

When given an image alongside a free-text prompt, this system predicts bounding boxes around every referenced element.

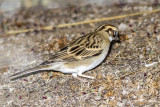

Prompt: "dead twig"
[120,71,137,79]
[6,8,160,35]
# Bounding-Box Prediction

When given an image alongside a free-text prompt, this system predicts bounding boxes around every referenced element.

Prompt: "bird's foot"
[72,73,95,80]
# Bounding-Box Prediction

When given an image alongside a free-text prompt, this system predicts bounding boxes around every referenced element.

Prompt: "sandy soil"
[0,2,160,107]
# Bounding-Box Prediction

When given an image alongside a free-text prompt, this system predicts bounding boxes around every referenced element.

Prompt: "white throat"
[109,36,113,42]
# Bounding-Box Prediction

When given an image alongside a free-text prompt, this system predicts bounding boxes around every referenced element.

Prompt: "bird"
[10,24,120,80]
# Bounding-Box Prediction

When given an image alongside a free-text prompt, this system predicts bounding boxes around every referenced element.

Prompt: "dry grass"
[6,8,160,35]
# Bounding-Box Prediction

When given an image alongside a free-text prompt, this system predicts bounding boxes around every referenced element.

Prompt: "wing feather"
[41,32,104,65]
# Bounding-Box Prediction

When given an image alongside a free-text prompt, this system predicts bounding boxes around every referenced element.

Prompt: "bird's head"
[95,24,120,42]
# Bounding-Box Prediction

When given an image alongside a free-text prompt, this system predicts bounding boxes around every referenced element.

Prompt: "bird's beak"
[114,36,120,41]
[113,31,120,41]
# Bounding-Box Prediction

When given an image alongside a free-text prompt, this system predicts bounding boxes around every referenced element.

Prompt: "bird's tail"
[9,65,50,81]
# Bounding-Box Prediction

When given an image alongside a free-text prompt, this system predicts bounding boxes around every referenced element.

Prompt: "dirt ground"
[0,2,160,107]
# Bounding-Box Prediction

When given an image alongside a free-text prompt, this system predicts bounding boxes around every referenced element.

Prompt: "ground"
[0,2,160,107]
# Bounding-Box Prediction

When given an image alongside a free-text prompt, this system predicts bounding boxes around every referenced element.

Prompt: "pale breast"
[60,45,110,74]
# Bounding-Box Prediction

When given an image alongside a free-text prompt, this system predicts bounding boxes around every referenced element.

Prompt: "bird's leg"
[77,72,95,79]
[72,73,88,82]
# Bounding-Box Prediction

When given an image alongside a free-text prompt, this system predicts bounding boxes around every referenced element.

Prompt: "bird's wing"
[41,33,104,65]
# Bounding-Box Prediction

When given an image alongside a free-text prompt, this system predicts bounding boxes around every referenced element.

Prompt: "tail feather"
[10,65,50,80]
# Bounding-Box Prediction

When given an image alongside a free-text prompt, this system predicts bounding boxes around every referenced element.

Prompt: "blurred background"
[0,0,159,18]
[0,0,160,106]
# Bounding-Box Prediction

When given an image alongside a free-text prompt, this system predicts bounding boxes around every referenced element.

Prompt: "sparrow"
[10,24,119,80]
